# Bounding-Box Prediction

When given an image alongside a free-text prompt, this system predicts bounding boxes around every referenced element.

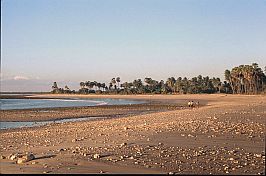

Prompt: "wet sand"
[0,94,265,174]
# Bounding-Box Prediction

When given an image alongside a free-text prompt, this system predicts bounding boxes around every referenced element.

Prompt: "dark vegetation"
[51,63,266,95]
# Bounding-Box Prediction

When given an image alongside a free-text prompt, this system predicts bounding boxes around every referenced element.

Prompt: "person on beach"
[196,101,200,108]
[188,101,191,107]
[191,101,194,108]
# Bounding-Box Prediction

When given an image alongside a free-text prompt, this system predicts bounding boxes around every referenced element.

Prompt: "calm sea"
[0,98,145,110]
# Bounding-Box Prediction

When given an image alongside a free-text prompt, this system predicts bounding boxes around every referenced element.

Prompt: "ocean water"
[0,98,145,110]
[0,98,145,129]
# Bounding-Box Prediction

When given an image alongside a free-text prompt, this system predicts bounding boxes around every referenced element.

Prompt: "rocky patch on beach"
[58,143,265,174]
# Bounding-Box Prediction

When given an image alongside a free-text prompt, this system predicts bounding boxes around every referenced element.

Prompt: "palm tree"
[64,85,70,90]
[92,81,97,90]
[64,85,71,93]
[144,78,153,93]
[211,77,221,93]
[159,80,167,94]
[80,82,85,89]
[72,63,265,95]
[225,70,235,94]
[96,82,102,90]
[89,81,95,90]
[175,77,182,93]
[79,81,88,94]
[111,78,116,90]
[116,77,121,89]
[109,82,113,90]
[181,77,189,94]
[85,81,90,90]
[132,79,144,94]
[51,82,59,93]
[121,82,130,94]
[224,63,266,94]
[52,82,58,90]
[166,77,176,94]
[101,83,106,91]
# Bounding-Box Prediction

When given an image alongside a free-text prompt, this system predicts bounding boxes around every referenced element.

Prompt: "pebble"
[0,156,6,159]
[120,143,127,147]
[93,154,101,159]
[10,154,19,161]
[58,148,64,152]
[188,134,194,137]
[43,171,49,174]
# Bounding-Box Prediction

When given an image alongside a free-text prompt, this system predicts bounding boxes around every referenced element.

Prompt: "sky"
[1,0,266,92]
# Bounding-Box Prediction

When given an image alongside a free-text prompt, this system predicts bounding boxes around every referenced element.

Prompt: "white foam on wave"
[45,99,105,104]
[96,102,108,105]
[45,99,85,102]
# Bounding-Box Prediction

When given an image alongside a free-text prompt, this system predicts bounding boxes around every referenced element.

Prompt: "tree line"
[51,63,266,95]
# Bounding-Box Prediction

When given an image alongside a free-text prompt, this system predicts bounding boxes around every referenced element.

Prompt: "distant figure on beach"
[188,101,194,108]
[188,101,191,107]
[196,101,200,108]
[191,101,194,108]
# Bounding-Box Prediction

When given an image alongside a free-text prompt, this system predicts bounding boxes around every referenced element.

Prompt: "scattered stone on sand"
[0,95,265,174]
[0,155,6,159]
[17,153,35,164]
[120,143,127,147]
[43,171,51,174]
[58,148,64,152]
[93,154,101,159]
[9,153,20,161]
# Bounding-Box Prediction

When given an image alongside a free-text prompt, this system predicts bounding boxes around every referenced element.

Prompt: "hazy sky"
[1,0,266,92]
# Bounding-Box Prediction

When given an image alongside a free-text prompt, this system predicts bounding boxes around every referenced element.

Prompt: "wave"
[1,98,143,110]
[45,98,107,104]
[96,102,108,106]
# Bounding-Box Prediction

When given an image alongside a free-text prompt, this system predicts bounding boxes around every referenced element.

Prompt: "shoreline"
[0,102,187,122]
[0,94,265,174]
[0,94,209,122]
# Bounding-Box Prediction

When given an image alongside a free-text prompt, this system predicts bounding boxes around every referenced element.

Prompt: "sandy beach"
[0,94,265,174]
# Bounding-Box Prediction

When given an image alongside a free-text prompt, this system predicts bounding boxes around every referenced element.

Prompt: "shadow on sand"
[34,154,57,160]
